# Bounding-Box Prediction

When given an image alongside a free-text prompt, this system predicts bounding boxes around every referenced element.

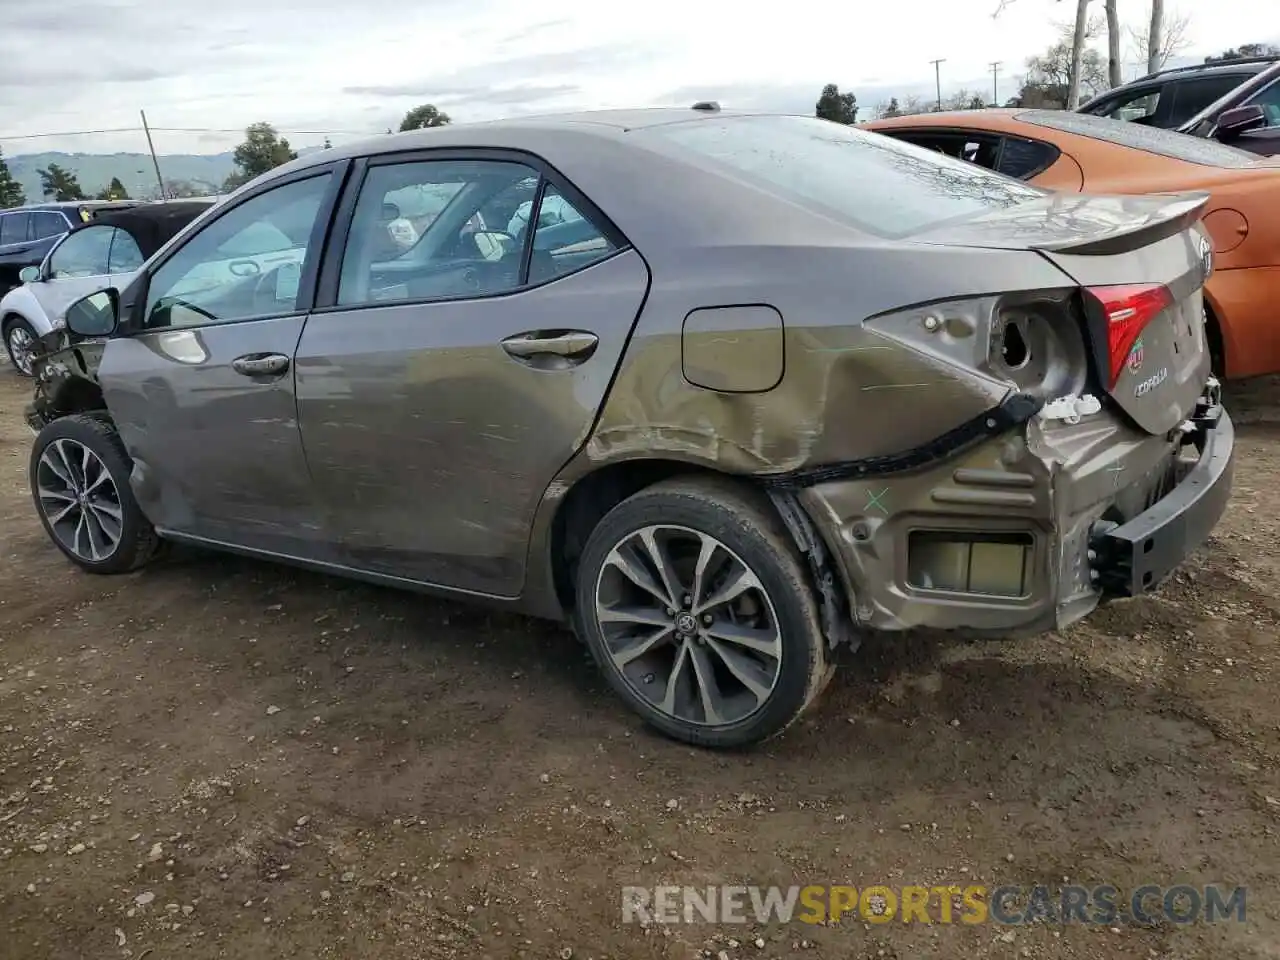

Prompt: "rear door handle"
[501,330,598,361]
[231,353,290,377]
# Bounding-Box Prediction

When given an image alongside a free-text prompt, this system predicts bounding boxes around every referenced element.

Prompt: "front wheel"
[29,414,161,574]
[4,317,38,377]
[573,477,831,748]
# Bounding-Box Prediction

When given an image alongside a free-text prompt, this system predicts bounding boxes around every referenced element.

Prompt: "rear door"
[97,166,346,556]
[296,151,650,596]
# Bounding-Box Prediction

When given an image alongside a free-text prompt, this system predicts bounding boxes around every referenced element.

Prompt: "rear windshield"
[1018,109,1261,166]
[641,115,1046,239]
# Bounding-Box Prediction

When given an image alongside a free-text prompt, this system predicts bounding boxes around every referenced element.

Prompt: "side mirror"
[64,288,120,338]
[1214,104,1266,140]
[18,265,41,284]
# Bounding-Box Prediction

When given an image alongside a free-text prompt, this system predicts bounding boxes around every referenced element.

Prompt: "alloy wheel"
[6,325,34,376]
[35,438,124,563]
[593,524,783,728]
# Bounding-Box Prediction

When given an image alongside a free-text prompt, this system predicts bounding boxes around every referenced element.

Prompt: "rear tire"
[573,476,830,748]
[29,414,161,574]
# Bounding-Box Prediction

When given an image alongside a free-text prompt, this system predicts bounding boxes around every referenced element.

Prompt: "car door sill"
[155,528,524,606]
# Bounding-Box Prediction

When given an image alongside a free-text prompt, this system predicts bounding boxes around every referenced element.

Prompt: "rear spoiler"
[1026,191,1211,256]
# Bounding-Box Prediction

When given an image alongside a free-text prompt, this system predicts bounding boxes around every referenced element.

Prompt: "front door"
[295,155,649,596]
[31,224,119,325]
[98,171,341,557]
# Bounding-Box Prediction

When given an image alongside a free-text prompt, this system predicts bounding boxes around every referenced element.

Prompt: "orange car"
[862,109,1280,379]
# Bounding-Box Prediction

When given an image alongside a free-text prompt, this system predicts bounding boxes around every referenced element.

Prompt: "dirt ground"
[1,369,1279,960]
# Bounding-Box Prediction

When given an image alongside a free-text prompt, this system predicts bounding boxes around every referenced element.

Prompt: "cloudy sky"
[0,0,1272,156]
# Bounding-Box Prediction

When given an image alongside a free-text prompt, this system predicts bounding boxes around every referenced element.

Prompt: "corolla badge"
[1126,337,1145,373]
[1198,234,1213,280]
[1133,367,1169,398]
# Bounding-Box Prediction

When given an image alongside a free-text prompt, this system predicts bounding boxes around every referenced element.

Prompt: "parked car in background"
[25,108,1230,748]
[1177,59,1280,156]
[861,108,1280,380]
[0,201,139,298]
[1,200,214,375]
[1077,56,1276,130]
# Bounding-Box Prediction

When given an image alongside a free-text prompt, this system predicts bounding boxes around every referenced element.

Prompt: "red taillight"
[1087,283,1173,388]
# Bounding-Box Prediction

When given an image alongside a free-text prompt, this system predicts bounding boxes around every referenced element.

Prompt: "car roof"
[244,107,757,183]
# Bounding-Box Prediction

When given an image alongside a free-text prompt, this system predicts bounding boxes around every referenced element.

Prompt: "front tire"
[4,317,38,377]
[29,414,161,574]
[573,477,830,748]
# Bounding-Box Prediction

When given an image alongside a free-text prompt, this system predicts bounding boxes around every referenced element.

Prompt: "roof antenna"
[691,100,721,112]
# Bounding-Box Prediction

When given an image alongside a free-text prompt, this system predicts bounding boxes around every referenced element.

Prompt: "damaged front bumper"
[786,380,1233,637]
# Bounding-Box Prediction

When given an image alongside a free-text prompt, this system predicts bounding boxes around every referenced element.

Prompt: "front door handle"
[231,353,290,377]
[501,330,598,361]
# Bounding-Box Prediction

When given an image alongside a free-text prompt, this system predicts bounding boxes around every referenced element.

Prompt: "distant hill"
[6,150,236,202]
[5,145,332,203]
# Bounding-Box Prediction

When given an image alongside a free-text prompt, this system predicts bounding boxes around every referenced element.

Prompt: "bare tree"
[1129,9,1191,72]
[1066,0,1092,108]
[1104,0,1122,87]
[1147,0,1164,74]
[994,0,1099,107]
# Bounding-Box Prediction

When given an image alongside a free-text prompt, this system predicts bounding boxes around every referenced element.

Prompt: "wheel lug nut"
[665,608,675,617]
[681,595,692,608]
[702,614,713,625]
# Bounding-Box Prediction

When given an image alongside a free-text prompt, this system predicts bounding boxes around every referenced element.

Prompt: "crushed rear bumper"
[790,380,1232,637]
[1088,390,1232,597]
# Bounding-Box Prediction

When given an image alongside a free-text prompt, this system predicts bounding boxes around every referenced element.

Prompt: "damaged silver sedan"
[26,107,1233,747]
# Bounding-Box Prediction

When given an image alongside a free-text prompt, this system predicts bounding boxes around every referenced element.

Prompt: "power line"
[1,125,375,142]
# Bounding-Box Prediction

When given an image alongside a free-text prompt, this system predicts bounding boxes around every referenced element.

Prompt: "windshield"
[1019,109,1261,166]
[641,115,1047,239]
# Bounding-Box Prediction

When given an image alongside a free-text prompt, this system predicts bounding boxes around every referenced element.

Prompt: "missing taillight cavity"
[1086,283,1173,388]
[1001,321,1030,369]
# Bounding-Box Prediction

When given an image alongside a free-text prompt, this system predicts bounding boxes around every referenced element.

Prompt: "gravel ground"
[1,370,1278,960]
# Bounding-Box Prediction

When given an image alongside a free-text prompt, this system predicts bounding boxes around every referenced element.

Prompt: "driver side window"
[143,174,331,329]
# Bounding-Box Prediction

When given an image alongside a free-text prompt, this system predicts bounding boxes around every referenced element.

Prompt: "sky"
[0,0,1273,157]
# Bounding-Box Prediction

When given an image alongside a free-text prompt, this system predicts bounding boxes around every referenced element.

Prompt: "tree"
[399,104,451,131]
[1205,43,1279,63]
[1146,0,1164,75]
[0,150,24,208]
[1130,9,1190,72]
[876,97,903,119]
[39,163,85,202]
[992,0,1113,107]
[815,84,859,124]
[224,122,298,191]
[162,179,205,198]
[95,177,130,201]
[1105,0,1122,88]
[1019,23,1108,109]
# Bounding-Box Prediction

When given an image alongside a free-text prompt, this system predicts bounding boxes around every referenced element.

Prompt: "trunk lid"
[912,192,1213,434]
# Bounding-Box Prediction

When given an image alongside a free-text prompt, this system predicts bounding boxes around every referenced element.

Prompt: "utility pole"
[989,61,1002,106]
[140,110,166,200]
[929,58,946,111]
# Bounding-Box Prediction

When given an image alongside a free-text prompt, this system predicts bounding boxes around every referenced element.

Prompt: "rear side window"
[1168,76,1251,126]
[996,136,1059,178]
[645,116,1045,239]
[30,212,68,240]
[1019,109,1261,166]
[0,212,30,245]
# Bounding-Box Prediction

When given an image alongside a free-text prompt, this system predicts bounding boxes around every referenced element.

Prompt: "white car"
[1,221,149,376]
